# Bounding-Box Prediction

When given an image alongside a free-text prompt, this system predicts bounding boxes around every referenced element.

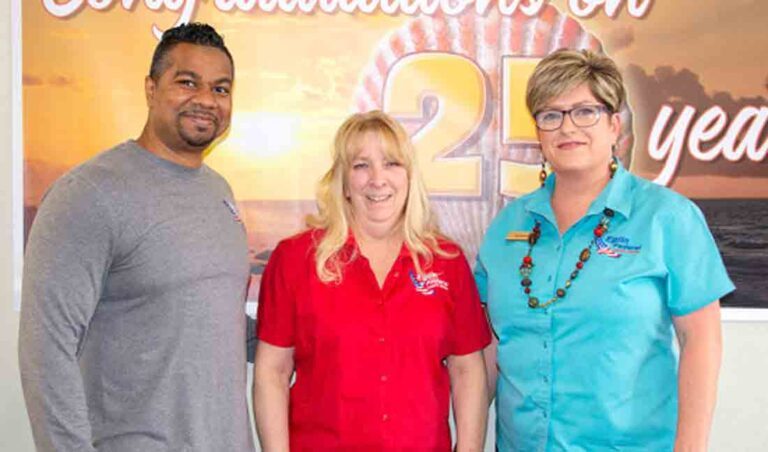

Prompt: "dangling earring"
[609,144,619,178]
[539,157,548,187]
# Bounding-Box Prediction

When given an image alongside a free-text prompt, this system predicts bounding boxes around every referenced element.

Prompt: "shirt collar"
[343,230,412,261]
[524,160,633,222]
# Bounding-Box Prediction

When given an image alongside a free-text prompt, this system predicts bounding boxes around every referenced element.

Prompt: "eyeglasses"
[533,105,611,131]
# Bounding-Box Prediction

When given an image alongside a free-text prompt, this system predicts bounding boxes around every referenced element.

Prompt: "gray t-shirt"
[19,141,254,452]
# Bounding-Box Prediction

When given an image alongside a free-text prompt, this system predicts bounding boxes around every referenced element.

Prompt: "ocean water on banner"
[695,198,768,308]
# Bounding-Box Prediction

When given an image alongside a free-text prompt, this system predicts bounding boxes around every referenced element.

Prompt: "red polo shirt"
[257,229,491,451]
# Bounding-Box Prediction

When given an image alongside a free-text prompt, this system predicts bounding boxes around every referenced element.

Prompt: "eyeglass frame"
[532,104,613,131]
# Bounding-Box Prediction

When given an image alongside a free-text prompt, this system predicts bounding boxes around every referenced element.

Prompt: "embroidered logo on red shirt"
[409,271,449,295]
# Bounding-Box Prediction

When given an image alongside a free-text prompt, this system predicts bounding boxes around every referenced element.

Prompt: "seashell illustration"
[354,3,635,261]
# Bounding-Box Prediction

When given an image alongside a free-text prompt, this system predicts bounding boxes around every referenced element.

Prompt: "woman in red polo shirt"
[252,110,492,451]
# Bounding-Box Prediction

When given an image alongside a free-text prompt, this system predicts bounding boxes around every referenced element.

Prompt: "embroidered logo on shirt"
[597,235,642,258]
[409,271,449,295]
[596,237,621,258]
[222,199,244,224]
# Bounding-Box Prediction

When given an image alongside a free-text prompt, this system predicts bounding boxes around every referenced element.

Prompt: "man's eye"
[178,80,196,88]
[214,86,230,95]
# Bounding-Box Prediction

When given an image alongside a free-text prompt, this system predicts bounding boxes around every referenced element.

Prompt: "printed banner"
[18,0,768,316]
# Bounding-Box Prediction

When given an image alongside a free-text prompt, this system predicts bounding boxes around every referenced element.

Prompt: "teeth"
[366,194,391,202]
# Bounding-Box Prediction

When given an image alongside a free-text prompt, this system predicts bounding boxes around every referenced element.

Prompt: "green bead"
[528,297,540,308]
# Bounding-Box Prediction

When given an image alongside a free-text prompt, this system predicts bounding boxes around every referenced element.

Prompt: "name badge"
[506,231,530,241]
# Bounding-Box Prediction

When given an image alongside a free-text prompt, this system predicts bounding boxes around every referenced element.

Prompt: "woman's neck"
[550,169,612,234]
[352,221,404,288]
[353,222,402,244]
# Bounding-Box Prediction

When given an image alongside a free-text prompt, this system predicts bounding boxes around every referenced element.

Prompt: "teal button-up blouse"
[475,164,734,451]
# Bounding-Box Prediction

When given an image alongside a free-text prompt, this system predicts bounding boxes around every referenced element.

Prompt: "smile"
[365,194,393,203]
[557,140,587,150]
[182,112,217,127]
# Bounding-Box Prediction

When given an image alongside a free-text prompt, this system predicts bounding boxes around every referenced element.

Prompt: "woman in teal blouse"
[475,49,734,451]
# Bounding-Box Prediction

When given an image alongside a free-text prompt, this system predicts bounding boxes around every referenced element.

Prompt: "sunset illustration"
[22,0,768,307]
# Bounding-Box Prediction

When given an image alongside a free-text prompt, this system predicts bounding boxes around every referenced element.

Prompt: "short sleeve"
[473,254,489,305]
[663,201,735,316]
[449,251,492,356]
[256,241,296,347]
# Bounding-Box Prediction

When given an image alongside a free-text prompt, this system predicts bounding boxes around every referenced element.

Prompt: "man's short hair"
[149,22,234,80]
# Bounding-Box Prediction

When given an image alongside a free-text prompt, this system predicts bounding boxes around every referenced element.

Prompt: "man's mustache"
[180,110,219,125]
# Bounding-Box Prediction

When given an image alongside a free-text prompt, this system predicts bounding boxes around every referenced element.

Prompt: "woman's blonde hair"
[306,110,453,283]
[526,49,626,116]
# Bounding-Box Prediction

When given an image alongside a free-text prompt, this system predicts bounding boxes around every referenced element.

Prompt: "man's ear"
[144,76,156,107]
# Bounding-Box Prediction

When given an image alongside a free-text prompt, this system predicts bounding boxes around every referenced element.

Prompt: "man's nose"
[193,88,217,109]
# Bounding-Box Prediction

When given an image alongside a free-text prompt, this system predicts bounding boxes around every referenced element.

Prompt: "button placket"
[551,236,565,292]
[535,316,553,426]
[377,282,392,433]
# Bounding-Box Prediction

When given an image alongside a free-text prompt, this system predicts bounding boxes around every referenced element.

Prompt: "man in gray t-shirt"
[19,23,254,452]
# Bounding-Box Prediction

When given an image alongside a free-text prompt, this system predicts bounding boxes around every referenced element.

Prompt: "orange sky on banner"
[23,0,767,202]
[24,6,407,202]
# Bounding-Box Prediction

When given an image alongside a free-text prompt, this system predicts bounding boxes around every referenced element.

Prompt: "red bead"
[594,226,604,237]
[523,256,533,265]
[576,261,584,269]
[524,287,531,294]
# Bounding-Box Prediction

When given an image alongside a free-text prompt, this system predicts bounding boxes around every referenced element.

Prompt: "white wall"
[1,0,35,449]
[0,3,766,450]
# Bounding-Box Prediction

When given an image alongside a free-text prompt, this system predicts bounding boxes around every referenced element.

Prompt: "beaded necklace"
[520,156,620,309]
[520,207,615,309]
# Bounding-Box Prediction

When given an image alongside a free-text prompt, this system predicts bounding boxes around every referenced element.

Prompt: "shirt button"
[547,275,552,282]
[556,245,562,251]
[378,337,386,344]
[543,341,548,349]
[382,414,389,421]
[393,272,400,278]
[380,375,388,382]
[542,410,548,418]
[543,376,549,383]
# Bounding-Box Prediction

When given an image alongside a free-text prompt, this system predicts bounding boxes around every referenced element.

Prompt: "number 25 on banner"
[383,53,541,197]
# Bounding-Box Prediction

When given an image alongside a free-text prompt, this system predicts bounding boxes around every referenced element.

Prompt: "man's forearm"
[19,299,96,452]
